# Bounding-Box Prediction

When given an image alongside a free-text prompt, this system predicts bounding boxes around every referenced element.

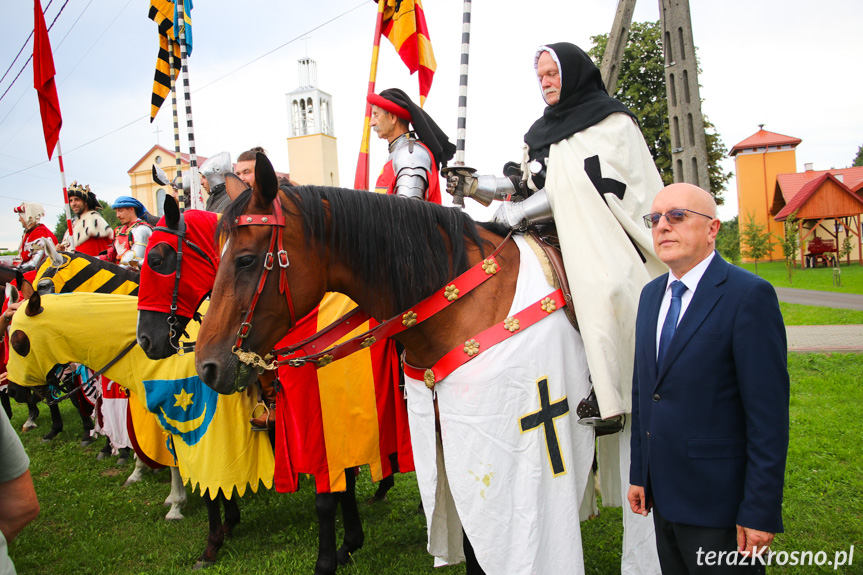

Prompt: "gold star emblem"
[402,311,418,328]
[504,317,520,333]
[444,285,460,301]
[482,258,499,275]
[541,297,557,313]
[463,339,480,357]
[173,389,194,411]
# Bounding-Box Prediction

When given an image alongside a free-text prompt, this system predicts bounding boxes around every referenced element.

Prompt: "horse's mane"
[218,186,503,312]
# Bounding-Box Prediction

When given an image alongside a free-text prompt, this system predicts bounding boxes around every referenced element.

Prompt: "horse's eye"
[237,255,256,269]
[150,256,163,267]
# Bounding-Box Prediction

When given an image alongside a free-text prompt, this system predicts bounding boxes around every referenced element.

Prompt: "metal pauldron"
[395,169,428,200]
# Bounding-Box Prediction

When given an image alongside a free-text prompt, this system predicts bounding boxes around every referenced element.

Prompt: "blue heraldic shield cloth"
[6,293,274,498]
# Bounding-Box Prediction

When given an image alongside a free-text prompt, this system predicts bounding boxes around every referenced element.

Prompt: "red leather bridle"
[230,197,297,372]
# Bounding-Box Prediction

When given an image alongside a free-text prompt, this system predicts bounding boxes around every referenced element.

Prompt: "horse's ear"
[42,238,64,267]
[225,173,246,202]
[25,291,43,317]
[254,152,279,203]
[18,280,34,300]
[165,193,180,229]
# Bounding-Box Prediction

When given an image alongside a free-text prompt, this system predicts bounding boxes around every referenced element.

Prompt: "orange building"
[730,127,801,261]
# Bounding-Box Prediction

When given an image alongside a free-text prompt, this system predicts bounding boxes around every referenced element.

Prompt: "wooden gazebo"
[773,173,863,267]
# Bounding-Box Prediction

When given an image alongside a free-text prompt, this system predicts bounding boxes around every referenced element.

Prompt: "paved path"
[772,288,863,352]
[786,324,863,353]
[775,287,863,310]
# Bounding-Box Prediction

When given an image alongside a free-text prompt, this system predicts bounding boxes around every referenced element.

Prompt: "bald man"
[628,183,789,574]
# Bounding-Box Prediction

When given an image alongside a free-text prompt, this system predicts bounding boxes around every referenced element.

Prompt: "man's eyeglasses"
[643,209,714,229]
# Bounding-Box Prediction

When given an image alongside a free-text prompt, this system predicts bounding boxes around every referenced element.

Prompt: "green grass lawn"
[739,261,863,294]
[780,302,863,326]
[6,353,862,574]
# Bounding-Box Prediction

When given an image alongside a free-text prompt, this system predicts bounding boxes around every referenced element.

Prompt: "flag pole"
[353,0,387,191]
[168,37,185,212]
[55,140,74,248]
[441,0,473,209]
[176,0,203,209]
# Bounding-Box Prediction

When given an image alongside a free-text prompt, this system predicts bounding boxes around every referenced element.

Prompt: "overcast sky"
[1,0,861,251]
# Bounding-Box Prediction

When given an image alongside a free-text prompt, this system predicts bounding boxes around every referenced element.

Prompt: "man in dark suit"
[628,183,789,574]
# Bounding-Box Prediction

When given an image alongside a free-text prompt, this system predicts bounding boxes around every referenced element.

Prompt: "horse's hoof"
[81,437,95,447]
[337,541,363,566]
[193,560,214,570]
[116,457,129,466]
[22,423,37,431]
[96,451,107,460]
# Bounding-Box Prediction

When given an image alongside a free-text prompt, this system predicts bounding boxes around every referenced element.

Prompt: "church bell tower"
[286,58,340,186]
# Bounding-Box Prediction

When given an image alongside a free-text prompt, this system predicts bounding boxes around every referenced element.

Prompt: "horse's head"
[196,153,327,394]
[137,194,220,359]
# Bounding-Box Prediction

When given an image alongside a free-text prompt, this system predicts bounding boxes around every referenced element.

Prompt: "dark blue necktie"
[658,280,688,366]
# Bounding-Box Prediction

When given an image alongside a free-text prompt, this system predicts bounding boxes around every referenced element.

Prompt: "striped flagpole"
[176,0,203,209]
[353,0,387,191]
[168,37,185,212]
[454,0,471,167]
[55,140,75,249]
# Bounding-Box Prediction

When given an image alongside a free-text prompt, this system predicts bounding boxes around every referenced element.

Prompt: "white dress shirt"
[655,251,715,359]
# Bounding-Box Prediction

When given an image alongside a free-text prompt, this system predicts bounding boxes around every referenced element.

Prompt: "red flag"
[380,0,436,105]
[33,0,62,159]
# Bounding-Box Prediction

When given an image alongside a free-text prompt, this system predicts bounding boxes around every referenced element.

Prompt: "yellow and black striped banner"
[148,0,181,122]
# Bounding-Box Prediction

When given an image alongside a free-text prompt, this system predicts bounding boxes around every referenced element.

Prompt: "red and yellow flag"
[380,0,436,105]
[274,293,413,494]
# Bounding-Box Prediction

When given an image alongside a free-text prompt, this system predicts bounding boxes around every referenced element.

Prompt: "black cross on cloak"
[519,377,569,476]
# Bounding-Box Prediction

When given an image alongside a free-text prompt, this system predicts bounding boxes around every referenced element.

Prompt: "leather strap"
[403,288,566,390]
[278,232,513,368]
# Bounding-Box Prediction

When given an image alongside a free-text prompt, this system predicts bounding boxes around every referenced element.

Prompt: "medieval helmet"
[13,202,46,226]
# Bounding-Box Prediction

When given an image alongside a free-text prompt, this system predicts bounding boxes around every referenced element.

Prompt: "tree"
[853,144,863,167]
[774,215,800,284]
[715,215,740,265]
[589,21,732,202]
[740,212,775,275]
[55,200,119,239]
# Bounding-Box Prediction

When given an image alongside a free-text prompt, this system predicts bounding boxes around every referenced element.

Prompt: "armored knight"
[111,196,153,268]
[445,42,670,574]
[63,181,114,256]
[14,202,57,272]
[368,88,455,202]
[201,152,233,213]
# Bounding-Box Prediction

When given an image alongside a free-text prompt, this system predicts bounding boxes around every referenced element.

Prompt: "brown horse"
[195,154,596,574]
[136,196,410,575]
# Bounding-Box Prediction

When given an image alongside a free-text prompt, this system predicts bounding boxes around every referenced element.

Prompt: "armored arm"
[492,189,553,230]
[120,225,153,267]
[392,141,432,200]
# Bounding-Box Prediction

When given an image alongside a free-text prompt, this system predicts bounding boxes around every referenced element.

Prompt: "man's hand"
[737,525,774,557]
[627,485,651,516]
[443,168,478,200]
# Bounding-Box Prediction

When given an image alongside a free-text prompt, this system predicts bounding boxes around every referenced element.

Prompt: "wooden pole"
[55,140,74,248]
[353,0,386,191]
[168,37,185,212]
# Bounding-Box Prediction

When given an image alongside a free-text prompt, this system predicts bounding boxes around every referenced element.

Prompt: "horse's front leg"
[314,491,338,575]
[337,469,364,566]
[23,391,38,431]
[194,491,224,570]
[221,492,240,537]
[163,467,187,520]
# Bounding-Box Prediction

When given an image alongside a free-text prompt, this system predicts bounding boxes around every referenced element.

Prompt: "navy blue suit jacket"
[629,253,789,533]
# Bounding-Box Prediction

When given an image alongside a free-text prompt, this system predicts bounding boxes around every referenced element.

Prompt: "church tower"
[286,58,340,186]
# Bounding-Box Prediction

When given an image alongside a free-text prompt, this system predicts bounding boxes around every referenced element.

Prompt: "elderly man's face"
[537,51,562,106]
[370,105,400,143]
[115,206,136,226]
[69,196,86,216]
[650,183,720,278]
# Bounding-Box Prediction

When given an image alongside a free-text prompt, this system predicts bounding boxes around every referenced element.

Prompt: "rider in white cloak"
[447,42,667,574]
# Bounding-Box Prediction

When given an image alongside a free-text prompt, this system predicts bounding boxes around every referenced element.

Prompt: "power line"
[0,0,54,86]
[0,0,72,105]
[0,0,368,181]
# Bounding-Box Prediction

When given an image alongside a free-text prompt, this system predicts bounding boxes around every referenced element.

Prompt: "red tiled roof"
[730,129,802,156]
[774,173,863,221]
[775,166,863,203]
